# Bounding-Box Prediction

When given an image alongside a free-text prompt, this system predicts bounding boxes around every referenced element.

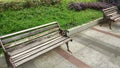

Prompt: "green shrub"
[0,2,3,11]
[0,2,24,11]
[24,0,41,8]
[0,0,61,11]
[40,0,61,5]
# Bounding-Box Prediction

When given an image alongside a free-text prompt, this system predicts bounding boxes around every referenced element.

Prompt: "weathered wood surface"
[5,28,59,48]
[15,38,71,67]
[103,6,117,11]
[100,6,120,29]
[11,36,64,60]
[103,6,119,19]
[0,22,58,39]
[2,24,58,44]
[9,32,60,55]
[0,22,72,68]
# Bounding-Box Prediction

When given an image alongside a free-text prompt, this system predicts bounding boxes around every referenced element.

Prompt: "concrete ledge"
[68,17,103,36]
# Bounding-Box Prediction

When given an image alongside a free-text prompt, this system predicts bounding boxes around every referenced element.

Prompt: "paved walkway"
[0,24,120,68]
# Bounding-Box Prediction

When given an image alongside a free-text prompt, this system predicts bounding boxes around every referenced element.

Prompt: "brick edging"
[54,47,90,68]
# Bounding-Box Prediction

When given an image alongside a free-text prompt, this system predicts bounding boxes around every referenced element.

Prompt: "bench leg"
[98,19,105,27]
[99,19,112,30]
[4,53,16,68]
[109,21,112,30]
[66,42,72,53]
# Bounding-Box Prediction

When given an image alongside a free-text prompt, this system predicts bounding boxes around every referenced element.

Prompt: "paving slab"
[72,34,120,68]
[93,22,120,35]
[0,57,7,68]
[73,46,120,68]
[61,40,86,54]
[18,50,77,68]
[82,28,120,47]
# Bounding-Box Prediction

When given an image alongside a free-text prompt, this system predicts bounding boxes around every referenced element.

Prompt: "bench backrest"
[0,22,61,51]
[102,6,118,17]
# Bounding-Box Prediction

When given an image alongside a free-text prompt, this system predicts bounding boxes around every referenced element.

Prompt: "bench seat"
[12,36,70,67]
[0,22,72,68]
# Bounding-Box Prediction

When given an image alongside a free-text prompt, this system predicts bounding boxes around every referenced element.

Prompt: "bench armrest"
[0,39,7,53]
[59,29,69,37]
[0,45,1,48]
[117,10,120,14]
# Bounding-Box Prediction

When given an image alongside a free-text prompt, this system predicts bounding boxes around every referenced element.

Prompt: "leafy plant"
[40,0,61,5]
[0,0,61,11]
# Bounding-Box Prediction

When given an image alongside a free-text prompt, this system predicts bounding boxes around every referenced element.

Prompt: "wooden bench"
[100,6,120,29]
[0,22,72,68]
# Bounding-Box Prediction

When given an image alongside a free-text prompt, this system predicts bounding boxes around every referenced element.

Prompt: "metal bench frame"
[0,22,72,68]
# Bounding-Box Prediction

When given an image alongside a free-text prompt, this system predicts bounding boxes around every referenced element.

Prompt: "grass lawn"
[0,0,102,36]
[0,0,102,54]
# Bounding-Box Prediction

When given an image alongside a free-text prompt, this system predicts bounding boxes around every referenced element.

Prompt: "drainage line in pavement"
[91,27,120,39]
[54,47,90,68]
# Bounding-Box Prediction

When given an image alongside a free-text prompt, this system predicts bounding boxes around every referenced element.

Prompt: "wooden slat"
[2,24,58,44]
[9,32,60,56]
[0,22,58,39]
[107,12,117,16]
[103,8,117,13]
[103,6,118,13]
[12,37,68,63]
[11,36,64,60]
[5,28,59,48]
[110,14,120,20]
[7,31,59,52]
[104,10,117,16]
[114,17,120,21]
[8,31,59,52]
[103,6,117,11]
[14,38,71,67]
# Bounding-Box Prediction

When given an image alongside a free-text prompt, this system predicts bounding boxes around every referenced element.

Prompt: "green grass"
[0,0,102,36]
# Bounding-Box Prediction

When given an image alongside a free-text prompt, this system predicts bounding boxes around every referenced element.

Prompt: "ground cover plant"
[0,0,102,53]
[0,0,61,11]
[68,2,112,11]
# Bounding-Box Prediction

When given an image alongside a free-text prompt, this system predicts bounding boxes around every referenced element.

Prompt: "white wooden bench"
[0,22,72,68]
[100,6,120,29]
